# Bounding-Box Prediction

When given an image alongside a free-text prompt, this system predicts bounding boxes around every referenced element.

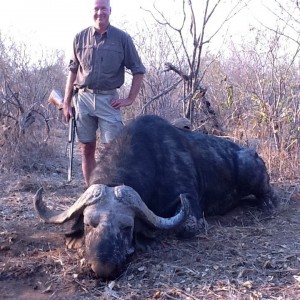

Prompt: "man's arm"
[111,73,144,109]
[63,71,77,121]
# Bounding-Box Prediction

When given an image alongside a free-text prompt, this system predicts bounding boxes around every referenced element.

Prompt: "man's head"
[93,0,111,33]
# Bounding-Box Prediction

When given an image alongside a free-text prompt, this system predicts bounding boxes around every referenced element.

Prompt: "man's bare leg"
[81,141,96,187]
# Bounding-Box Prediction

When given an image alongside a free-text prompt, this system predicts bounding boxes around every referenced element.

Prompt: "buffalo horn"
[114,185,190,229]
[33,184,106,224]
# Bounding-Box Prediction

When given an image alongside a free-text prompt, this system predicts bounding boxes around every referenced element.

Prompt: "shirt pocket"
[100,44,123,74]
[77,45,94,71]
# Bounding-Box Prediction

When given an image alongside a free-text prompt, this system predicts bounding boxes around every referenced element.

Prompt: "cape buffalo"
[34,115,276,279]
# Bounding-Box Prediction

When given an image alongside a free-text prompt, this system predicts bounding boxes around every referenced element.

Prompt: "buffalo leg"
[175,194,204,238]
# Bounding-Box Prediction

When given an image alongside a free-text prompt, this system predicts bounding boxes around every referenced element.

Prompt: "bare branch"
[142,2,193,70]
[203,1,247,45]
[164,63,191,81]
[140,79,183,115]
[141,2,186,32]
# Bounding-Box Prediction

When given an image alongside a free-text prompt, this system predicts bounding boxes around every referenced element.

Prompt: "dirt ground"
[0,148,300,300]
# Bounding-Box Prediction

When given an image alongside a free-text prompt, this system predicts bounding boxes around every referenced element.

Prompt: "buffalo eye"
[121,226,132,233]
[85,221,98,229]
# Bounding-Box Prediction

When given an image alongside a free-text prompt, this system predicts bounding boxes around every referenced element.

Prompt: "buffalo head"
[34,184,190,278]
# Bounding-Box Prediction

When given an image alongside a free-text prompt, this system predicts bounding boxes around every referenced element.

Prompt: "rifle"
[48,89,76,182]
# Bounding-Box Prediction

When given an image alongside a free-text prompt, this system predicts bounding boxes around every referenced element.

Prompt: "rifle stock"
[48,89,64,110]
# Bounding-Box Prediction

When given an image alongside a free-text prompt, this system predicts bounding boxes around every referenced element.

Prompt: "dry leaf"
[243,280,253,289]
[42,285,52,294]
[108,281,115,289]
[293,275,300,283]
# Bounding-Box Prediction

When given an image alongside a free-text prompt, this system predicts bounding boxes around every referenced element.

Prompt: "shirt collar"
[92,23,111,37]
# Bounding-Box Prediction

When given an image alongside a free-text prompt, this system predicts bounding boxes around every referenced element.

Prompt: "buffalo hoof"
[261,191,277,214]
[175,215,203,239]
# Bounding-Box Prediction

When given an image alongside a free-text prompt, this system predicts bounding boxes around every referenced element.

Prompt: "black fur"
[92,115,275,223]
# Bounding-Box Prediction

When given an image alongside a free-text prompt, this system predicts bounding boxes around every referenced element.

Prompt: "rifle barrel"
[67,117,75,182]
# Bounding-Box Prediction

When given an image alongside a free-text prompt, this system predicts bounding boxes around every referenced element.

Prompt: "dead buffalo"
[34,115,276,279]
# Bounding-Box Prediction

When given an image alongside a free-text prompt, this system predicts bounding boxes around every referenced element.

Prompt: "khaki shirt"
[69,25,146,90]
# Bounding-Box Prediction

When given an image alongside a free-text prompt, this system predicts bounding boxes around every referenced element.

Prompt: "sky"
[0,0,277,61]
[0,0,152,57]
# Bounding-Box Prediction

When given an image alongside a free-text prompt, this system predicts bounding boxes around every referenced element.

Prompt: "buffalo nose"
[90,261,119,279]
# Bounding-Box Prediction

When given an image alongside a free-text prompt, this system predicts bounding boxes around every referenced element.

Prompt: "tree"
[142,0,246,128]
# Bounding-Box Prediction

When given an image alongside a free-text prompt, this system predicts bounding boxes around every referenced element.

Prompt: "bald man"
[63,0,145,186]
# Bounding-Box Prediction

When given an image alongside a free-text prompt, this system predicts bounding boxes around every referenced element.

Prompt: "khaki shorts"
[73,89,124,143]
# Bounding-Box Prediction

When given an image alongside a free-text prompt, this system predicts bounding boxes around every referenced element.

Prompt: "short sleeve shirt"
[68,25,146,90]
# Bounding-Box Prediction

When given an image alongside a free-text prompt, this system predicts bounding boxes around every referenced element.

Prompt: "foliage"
[0,33,67,173]
[0,0,299,182]
[132,0,299,181]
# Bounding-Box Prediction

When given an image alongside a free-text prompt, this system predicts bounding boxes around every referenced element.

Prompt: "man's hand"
[111,98,134,109]
[63,71,77,122]
[111,73,144,109]
[63,102,74,122]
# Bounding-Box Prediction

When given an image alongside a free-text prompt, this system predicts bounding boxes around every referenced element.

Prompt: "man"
[63,0,145,186]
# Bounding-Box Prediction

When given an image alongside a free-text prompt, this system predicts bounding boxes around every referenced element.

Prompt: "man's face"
[93,0,111,31]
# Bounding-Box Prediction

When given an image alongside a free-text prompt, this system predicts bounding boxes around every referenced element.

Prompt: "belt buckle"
[82,87,94,94]
[89,88,101,94]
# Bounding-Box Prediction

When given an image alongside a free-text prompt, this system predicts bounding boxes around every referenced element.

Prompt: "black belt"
[80,87,116,95]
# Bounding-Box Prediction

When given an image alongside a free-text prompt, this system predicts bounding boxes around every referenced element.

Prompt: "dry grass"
[1,171,300,299]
